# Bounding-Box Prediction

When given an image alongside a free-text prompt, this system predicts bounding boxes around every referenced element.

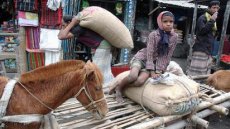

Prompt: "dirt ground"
[208,113,230,129]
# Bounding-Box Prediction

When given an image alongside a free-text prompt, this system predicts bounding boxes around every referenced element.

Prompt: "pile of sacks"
[109,61,200,116]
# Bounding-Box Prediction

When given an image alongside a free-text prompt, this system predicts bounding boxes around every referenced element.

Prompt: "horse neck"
[8,70,85,115]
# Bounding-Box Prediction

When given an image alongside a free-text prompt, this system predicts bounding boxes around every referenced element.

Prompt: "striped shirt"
[134,29,178,72]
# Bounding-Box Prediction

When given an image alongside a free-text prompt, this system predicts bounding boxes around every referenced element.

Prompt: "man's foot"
[115,90,124,103]
[109,87,115,95]
[109,82,119,95]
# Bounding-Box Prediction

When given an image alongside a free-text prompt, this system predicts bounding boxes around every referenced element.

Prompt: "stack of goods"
[15,0,63,70]
[174,29,183,44]
[0,20,18,33]
[110,71,200,116]
[172,29,188,58]
[0,34,17,73]
[4,59,17,73]
[0,35,18,52]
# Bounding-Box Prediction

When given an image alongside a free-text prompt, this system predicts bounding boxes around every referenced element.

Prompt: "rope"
[17,81,55,111]
[140,79,155,118]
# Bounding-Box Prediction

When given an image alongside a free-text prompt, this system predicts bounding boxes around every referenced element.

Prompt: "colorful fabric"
[187,52,213,76]
[25,27,40,51]
[18,11,38,26]
[27,52,45,70]
[15,0,38,12]
[40,1,62,28]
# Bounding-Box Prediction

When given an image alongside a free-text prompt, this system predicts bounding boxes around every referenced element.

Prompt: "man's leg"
[132,71,150,87]
[111,67,140,103]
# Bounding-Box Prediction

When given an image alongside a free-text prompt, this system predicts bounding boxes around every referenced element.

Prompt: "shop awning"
[152,0,208,9]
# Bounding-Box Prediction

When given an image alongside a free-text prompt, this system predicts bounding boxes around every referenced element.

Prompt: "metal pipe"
[186,1,198,74]
[216,0,230,66]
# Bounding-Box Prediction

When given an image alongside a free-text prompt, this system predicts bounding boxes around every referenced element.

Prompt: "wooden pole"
[210,104,229,115]
[186,0,198,74]
[15,27,27,76]
[216,0,230,66]
[191,115,209,128]
[165,101,230,129]
[126,93,230,129]
[190,74,210,80]
[148,0,153,30]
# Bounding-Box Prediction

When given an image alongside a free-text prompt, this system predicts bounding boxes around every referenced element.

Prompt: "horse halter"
[74,82,105,112]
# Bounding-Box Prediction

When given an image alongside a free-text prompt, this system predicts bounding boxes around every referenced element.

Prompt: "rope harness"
[0,78,105,128]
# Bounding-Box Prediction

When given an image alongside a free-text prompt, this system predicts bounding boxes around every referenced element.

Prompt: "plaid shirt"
[134,29,178,72]
[40,1,62,28]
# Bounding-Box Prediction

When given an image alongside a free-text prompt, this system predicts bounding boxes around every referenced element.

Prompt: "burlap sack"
[109,71,200,116]
[77,6,133,49]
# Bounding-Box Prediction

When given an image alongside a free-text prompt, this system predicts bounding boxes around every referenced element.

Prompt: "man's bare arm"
[58,18,80,40]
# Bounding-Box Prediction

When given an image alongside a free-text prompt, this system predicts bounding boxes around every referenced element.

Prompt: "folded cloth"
[45,50,62,66]
[39,28,61,50]
[47,0,61,11]
[18,11,38,26]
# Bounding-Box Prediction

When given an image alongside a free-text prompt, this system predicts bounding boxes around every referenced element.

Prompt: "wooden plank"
[54,84,230,129]
[0,52,16,60]
[98,113,148,129]
[59,107,143,128]
[0,33,18,36]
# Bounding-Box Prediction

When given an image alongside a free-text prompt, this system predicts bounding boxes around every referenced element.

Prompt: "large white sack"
[109,71,200,116]
[77,6,133,49]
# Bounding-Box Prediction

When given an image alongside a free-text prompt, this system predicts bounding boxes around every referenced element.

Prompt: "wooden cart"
[53,84,230,129]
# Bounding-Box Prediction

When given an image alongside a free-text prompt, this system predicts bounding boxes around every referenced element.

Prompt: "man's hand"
[71,17,80,25]
[211,12,218,21]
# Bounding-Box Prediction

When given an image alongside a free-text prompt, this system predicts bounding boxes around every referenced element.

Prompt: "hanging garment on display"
[39,28,61,50]
[15,0,38,12]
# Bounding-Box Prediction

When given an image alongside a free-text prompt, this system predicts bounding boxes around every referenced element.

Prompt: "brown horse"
[207,70,230,92]
[0,60,108,129]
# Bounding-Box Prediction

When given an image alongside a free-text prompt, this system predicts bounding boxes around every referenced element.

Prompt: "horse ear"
[84,60,94,76]
[86,60,92,65]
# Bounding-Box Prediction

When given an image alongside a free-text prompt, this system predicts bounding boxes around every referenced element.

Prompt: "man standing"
[187,0,220,76]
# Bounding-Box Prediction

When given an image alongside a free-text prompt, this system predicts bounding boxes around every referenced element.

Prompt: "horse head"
[74,60,108,119]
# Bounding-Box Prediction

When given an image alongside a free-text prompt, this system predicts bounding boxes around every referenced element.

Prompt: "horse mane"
[19,60,85,83]
[85,61,104,86]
